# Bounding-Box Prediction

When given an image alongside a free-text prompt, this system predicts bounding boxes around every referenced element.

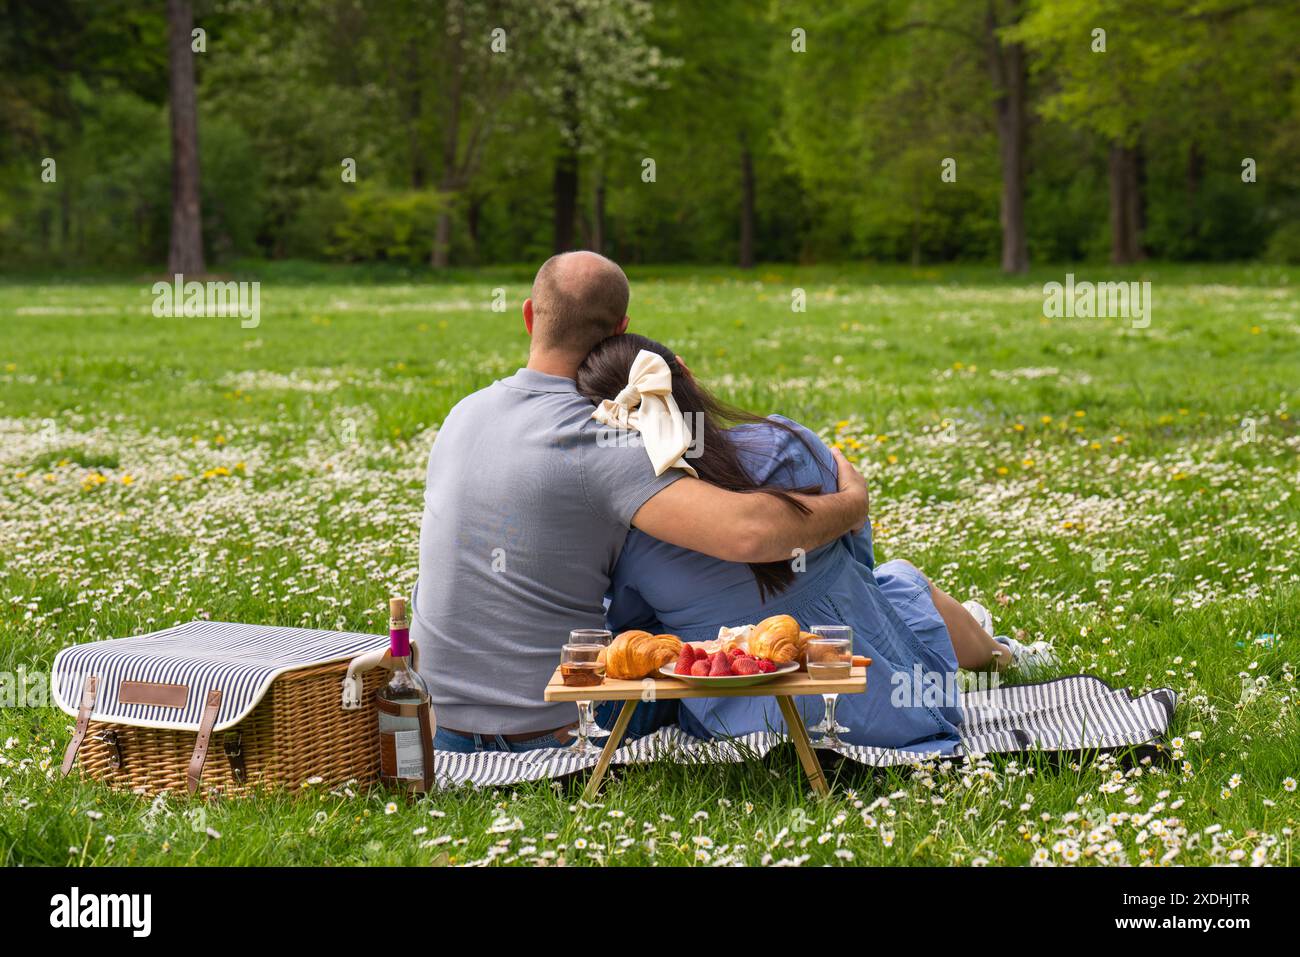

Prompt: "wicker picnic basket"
[53,621,400,797]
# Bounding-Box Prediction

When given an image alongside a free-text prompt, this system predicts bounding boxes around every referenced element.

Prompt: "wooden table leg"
[776,695,829,796]
[582,699,637,801]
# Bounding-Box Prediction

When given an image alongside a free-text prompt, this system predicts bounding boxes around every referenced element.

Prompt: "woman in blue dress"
[577,333,1048,754]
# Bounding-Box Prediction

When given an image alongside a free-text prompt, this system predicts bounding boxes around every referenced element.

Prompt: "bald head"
[528,251,630,356]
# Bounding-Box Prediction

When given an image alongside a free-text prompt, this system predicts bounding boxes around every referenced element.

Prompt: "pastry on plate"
[746,615,805,663]
[603,630,683,679]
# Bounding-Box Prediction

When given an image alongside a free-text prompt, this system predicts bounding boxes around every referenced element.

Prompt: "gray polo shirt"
[411,367,683,734]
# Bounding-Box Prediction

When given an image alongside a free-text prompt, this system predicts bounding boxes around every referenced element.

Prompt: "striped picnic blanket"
[50,622,1176,789]
[435,676,1176,788]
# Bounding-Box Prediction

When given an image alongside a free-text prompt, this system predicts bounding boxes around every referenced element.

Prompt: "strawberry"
[709,653,732,677]
[675,649,695,675]
[755,659,777,674]
[690,660,712,677]
[733,656,760,676]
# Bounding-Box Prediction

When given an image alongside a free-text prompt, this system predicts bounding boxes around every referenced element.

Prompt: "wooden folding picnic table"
[543,666,868,800]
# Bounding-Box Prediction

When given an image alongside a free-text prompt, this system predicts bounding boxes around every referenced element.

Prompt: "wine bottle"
[377,597,434,788]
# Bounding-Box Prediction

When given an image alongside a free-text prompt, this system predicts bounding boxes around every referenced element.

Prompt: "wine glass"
[806,626,853,748]
[567,628,612,749]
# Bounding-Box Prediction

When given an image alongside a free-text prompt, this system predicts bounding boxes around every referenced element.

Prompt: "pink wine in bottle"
[377,597,433,789]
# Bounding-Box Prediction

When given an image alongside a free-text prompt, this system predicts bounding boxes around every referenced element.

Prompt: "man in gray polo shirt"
[412,251,868,750]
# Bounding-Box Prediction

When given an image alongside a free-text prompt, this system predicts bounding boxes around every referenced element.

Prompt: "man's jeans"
[434,699,680,753]
[433,727,573,753]
[593,699,680,739]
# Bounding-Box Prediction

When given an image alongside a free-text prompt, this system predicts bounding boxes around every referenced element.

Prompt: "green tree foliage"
[1010,0,1300,262]
[1,0,1297,268]
[776,1,1009,264]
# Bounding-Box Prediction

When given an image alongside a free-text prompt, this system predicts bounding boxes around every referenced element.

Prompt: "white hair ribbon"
[591,349,699,478]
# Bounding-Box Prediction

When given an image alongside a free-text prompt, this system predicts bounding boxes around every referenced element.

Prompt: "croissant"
[747,615,804,663]
[604,630,683,679]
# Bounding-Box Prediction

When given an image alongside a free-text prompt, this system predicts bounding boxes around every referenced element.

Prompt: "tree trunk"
[1108,143,1144,264]
[430,19,464,269]
[988,6,1028,275]
[405,41,426,189]
[738,140,756,269]
[60,180,71,249]
[553,148,579,254]
[1184,140,1202,244]
[466,194,482,263]
[431,206,453,269]
[166,0,205,276]
[591,165,606,254]
[1186,140,1203,200]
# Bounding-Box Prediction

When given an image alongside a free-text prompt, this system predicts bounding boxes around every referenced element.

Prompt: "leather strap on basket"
[186,690,223,795]
[417,703,434,792]
[60,674,100,776]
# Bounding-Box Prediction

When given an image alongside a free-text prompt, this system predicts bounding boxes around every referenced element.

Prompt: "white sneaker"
[993,635,1059,679]
[962,600,995,637]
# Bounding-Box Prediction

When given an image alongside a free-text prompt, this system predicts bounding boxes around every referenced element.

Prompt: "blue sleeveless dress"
[605,416,964,754]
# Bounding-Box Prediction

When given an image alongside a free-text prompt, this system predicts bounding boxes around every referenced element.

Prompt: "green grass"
[1,261,1298,866]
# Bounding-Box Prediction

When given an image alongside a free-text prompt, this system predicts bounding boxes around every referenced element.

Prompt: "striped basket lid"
[51,621,387,732]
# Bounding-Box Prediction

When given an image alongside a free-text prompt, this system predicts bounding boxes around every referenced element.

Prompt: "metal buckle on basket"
[224,731,245,783]
[94,730,124,769]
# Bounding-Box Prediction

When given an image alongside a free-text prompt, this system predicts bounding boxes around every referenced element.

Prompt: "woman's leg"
[926,580,1009,671]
